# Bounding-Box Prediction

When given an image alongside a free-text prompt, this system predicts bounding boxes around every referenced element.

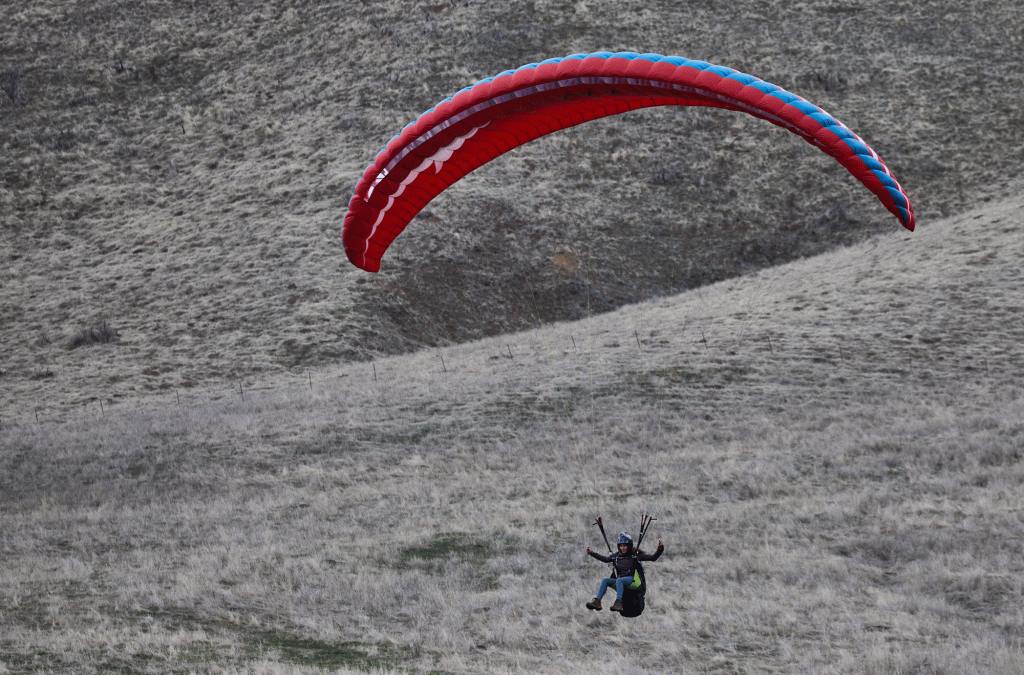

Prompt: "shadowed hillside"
[3,1,1023,411]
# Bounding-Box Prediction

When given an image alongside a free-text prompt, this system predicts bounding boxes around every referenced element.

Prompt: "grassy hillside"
[3,0,1024,419]
[2,194,1022,673]
[3,1,1024,672]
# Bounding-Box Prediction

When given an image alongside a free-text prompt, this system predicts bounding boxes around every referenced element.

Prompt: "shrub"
[67,320,119,350]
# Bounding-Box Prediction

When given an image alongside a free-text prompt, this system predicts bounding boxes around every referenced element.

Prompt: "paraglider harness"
[594,514,655,618]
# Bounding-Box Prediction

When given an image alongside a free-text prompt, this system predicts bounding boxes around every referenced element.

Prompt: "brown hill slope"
[2,0,1023,417]
[1,192,1022,673]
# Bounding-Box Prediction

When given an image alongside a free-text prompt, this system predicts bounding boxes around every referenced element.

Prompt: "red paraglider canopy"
[343,52,914,272]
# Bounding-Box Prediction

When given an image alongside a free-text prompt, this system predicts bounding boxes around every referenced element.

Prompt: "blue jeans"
[596,575,636,600]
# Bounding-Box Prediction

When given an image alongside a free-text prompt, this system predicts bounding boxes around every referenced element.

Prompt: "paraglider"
[343,51,915,273]
[586,515,661,618]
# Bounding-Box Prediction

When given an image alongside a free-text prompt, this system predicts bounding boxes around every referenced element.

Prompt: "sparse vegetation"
[3,197,1024,673]
[1,68,24,106]
[3,0,1024,417]
[3,0,1024,672]
[66,319,119,350]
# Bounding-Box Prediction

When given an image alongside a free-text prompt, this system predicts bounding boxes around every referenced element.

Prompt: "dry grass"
[3,0,1024,419]
[2,196,1024,673]
[4,0,1024,671]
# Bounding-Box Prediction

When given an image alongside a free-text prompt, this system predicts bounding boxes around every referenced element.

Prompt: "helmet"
[617,533,633,546]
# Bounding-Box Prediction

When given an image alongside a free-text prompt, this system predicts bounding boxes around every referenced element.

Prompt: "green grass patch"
[243,631,388,670]
[399,532,491,567]
[398,532,500,590]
